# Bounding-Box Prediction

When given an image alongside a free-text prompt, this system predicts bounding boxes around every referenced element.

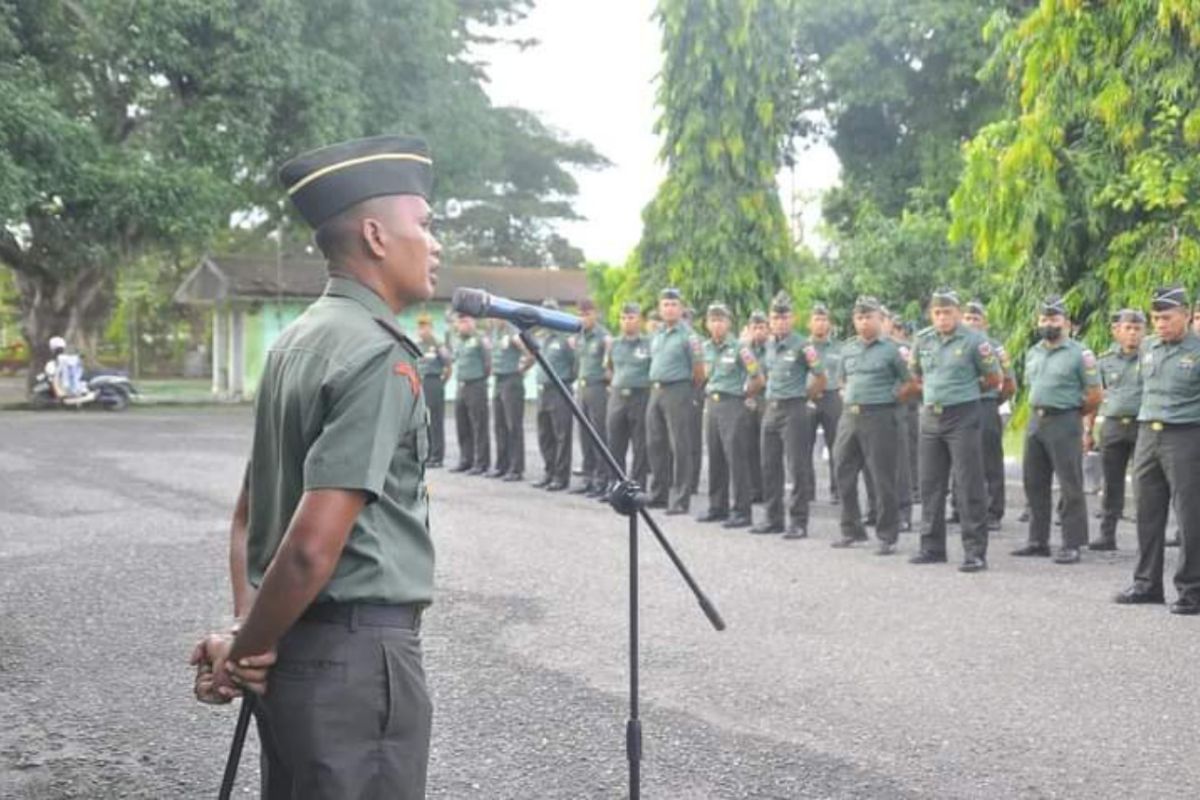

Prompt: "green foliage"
[630,0,800,324]
[950,0,1200,355]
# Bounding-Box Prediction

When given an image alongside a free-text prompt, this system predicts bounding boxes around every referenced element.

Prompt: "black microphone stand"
[517,325,725,800]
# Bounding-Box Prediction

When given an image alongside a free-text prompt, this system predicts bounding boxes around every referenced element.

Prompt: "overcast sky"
[479,0,840,265]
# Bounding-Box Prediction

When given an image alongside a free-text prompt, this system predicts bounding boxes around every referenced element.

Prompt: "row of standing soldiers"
[416,284,1200,611]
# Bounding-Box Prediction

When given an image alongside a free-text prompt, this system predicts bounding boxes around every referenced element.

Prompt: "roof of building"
[174,253,591,306]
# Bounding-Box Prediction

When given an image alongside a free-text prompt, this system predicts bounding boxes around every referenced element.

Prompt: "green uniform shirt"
[838,336,909,405]
[245,276,433,605]
[491,326,523,376]
[809,337,841,395]
[1137,331,1200,425]
[703,336,760,396]
[911,323,1000,406]
[1025,338,1099,409]
[764,331,824,400]
[1098,347,1142,418]
[575,324,612,383]
[416,333,450,379]
[452,330,491,382]
[539,330,576,386]
[648,322,701,383]
[608,335,651,389]
[980,336,1014,401]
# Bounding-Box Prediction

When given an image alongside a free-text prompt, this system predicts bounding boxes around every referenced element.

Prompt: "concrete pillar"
[230,306,245,400]
[212,305,228,395]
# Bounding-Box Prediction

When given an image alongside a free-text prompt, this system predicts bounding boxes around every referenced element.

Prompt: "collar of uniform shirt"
[324,274,396,320]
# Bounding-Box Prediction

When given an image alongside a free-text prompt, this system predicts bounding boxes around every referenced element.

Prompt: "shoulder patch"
[978,341,993,358]
[898,345,911,361]
[803,345,819,366]
[1082,349,1097,369]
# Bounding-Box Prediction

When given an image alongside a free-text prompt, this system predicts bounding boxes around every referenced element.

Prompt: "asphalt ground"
[1,405,1197,799]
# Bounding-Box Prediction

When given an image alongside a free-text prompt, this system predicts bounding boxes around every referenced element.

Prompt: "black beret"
[1152,286,1188,311]
[810,302,830,316]
[770,291,792,313]
[1111,308,1146,325]
[659,287,683,301]
[748,310,767,324]
[620,302,642,315]
[705,302,731,319]
[930,287,960,308]
[280,135,433,229]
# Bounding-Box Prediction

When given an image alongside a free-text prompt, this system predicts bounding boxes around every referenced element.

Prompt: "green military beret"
[853,295,881,313]
[1152,285,1187,311]
[1040,295,1067,316]
[280,135,433,229]
[705,302,731,319]
[1111,308,1146,325]
[930,287,960,308]
[770,291,792,314]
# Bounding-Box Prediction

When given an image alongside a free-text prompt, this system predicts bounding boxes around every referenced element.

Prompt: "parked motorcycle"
[31,369,138,411]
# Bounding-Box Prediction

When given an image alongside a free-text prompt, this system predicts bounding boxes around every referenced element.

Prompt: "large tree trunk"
[14,265,114,395]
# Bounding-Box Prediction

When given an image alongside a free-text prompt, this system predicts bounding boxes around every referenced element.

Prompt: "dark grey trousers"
[904,400,920,504]
[454,378,489,470]
[1098,416,1138,543]
[577,382,609,486]
[688,384,704,495]
[1023,410,1088,549]
[951,398,1006,522]
[257,619,432,800]
[806,390,842,501]
[761,397,812,527]
[647,382,695,511]
[493,373,525,476]
[423,375,445,464]
[894,404,911,517]
[918,401,988,559]
[607,387,649,487]
[746,398,765,501]
[1132,424,1200,602]
[705,394,754,516]
[834,404,900,543]
[537,387,573,485]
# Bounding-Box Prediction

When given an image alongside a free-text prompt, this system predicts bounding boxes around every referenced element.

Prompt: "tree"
[629,0,799,323]
[949,0,1200,353]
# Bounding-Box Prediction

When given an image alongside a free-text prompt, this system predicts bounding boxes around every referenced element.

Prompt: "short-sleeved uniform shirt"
[452,330,490,382]
[539,331,576,386]
[608,335,652,389]
[491,326,523,377]
[575,324,612,383]
[981,335,1014,401]
[808,337,841,394]
[1025,338,1100,409]
[648,322,701,383]
[1098,347,1142,418]
[1138,331,1200,425]
[764,332,824,400]
[416,333,450,379]
[911,323,1000,406]
[837,336,910,405]
[246,276,432,605]
[703,336,760,397]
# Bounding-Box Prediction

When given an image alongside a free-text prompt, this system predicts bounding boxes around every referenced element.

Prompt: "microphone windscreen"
[451,287,489,317]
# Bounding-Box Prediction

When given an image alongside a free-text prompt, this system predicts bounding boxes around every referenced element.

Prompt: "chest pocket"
[1169,354,1200,391]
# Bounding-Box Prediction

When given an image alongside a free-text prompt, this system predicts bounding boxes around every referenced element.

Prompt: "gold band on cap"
[286,152,433,196]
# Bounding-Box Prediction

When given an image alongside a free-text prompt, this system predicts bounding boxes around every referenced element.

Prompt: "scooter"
[30,369,138,411]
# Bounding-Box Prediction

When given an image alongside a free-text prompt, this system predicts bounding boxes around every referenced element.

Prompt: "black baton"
[218,693,255,800]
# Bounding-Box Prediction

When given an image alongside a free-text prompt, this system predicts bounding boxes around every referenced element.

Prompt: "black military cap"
[705,302,731,319]
[280,135,433,229]
[748,310,767,324]
[810,302,830,317]
[1040,295,1068,316]
[620,301,642,315]
[1111,308,1146,325]
[853,295,881,313]
[965,299,986,316]
[930,287,960,308]
[659,287,683,301]
[770,290,793,314]
[1152,286,1188,311]
[542,298,560,310]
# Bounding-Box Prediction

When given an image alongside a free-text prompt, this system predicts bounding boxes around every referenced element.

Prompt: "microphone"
[451,287,583,333]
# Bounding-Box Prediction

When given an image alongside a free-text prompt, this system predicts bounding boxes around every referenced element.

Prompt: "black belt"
[708,391,744,403]
[1107,415,1136,425]
[980,396,1001,404]
[495,372,522,380]
[1142,420,1200,432]
[923,400,978,415]
[578,378,609,388]
[847,402,896,414]
[301,602,424,631]
[1034,406,1079,417]
[651,380,689,389]
[767,396,805,408]
[459,376,486,386]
